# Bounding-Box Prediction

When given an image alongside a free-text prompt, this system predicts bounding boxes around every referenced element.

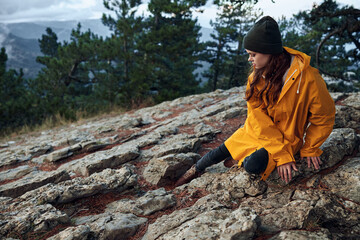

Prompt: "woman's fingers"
[286,166,291,182]
[313,157,319,169]
[280,167,284,181]
[306,157,311,168]
[305,156,322,169]
[277,159,323,183]
[282,167,287,183]
[277,163,299,183]
[312,156,322,169]
[315,156,322,167]
[291,163,298,171]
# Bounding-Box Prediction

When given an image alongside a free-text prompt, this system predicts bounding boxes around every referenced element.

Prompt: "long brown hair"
[245,48,291,109]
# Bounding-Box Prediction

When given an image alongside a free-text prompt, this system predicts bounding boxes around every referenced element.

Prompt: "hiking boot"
[175,165,201,187]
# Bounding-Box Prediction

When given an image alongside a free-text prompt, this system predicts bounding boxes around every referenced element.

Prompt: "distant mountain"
[0,19,213,79]
[6,19,112,42]
[0,31,42,79]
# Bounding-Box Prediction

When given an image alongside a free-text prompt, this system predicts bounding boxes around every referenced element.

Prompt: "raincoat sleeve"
[300,72,335,157]
[247,100,295,166]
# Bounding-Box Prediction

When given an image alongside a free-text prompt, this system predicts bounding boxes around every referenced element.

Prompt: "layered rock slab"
[0,165,37,182]
[143,194,259,240]
[74,212,147,240]
[0,152,32,169]
[149,134,203,158]
[143,152,200,186]
[238,187,360,238]
[182,167,267,200]
[17,166,137,207]
[269,229,331,240]
[106,188,176,216]
[47,225,92,240]
[57,144,139,176]
[294,189,360,239]
[334,105,360,130]
[322,157,360,202]
[342,92,360,109]
[0,204,69,238]
[0,169,70,198]
[239,187,314,233]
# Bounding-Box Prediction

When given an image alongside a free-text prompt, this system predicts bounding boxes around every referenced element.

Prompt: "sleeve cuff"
[300,148,323,158]
[273,150,295,166]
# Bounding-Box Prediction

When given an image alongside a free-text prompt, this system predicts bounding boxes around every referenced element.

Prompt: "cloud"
[0,0,110,23]
[0,0,358,26]
[0,0,65,15]
[0,24,9,48]
[0,0,217,25]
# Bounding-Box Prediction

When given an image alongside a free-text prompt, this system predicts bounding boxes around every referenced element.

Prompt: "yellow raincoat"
[224,47,336,180]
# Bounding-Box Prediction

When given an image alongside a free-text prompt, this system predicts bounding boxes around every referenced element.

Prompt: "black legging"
[195,143,269,175]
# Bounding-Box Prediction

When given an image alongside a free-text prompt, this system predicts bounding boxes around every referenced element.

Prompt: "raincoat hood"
[284,46,311,70]
[282,46,311,95]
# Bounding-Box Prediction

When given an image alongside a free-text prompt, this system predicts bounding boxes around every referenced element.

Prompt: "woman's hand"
[277,162,298,183]
[302,156,322,170]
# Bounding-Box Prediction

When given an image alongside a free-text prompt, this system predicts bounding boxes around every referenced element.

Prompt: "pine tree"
[35,25,102,119]
[101,0,145,107]
[280,0,360,84]
[38,27,60,58]
[203,0,261,91]
[0,47,7,77]
[0,47,31,133]
[138,0,206,102]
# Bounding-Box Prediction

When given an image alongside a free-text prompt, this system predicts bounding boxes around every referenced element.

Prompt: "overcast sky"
[0,0,359,28]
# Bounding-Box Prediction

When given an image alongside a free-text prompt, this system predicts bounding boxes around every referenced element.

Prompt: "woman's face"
[246,50,271,69]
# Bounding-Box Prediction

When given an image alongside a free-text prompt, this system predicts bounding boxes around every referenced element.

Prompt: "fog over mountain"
[0,19,214,79]
[0,19,111,79]
[0,32,42,79]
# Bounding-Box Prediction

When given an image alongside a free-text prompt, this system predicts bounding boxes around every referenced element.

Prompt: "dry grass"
[0,95,157,142]
[0,106,129,142]
[0,113,72,142]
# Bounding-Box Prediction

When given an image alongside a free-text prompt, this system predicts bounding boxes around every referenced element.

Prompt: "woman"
[175,16,335,186]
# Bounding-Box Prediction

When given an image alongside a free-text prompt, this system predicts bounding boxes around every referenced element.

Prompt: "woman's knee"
[196,143,231,172]
[243,148,269,174]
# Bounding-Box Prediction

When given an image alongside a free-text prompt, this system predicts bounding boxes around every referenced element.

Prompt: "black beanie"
[243,16,283,54]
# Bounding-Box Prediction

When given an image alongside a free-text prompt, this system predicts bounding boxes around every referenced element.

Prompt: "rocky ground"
[0,87,359,240]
